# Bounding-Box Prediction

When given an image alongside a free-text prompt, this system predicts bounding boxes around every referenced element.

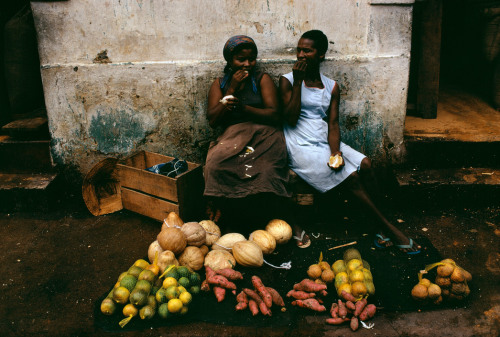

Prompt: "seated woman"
[204,35,306,241]
[280,30,421,254]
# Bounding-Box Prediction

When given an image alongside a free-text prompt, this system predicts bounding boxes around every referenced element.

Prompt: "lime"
[189,286,201,295]
[147,295,157,310]
[189,272,201,286]
[100,298,116,315]
[162,277,177,289]
[128,266,143,278]
[122,303,138,317]
[129,289,148,306]
[179,291,192,305]
[138,269,156,283]
[178,277,190,288]
[164,268,179,280]
[165,286,180,300]
[139,305,155,320]
[135,279,152,293]
[150,285,160,296]
[179,306,189,315]
[156,288,168,303]
[177,266,190,278]
[167,298,183,313]
[134,259,150,269]
[120,275,137,292]
[117,271,128,282]
[158,303,170,319]
[177,285,187,293]
[112,286,130,304]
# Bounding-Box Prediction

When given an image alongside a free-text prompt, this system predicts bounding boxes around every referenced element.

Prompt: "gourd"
[157,250,179,273]
[249,230,276,255]
[199,245,209,256]
[157,227,187,255]
[161,212,184,231]
[180,222,206,247]
[178,246,205,271]
[232,241,263,267]
[212,233,246,252]
[265,219,293,244]
[199,220,221,246]
[204,250,236,270]
[147,240,164,263]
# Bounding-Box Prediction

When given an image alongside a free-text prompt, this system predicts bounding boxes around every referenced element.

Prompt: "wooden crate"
[116,151,204,222]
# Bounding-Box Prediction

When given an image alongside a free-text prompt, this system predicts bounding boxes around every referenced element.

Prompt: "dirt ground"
[0,194,499,337]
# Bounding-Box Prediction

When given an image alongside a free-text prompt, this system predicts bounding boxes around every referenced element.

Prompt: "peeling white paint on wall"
[31,0,414,173]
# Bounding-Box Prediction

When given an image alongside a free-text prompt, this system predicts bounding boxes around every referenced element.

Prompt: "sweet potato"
[353,298,367,317]
[330,303,338,318]
[359,304,377,321]
[319,290,328,297]
[340,290,357,302]
[293,279,327,293]
[213,286,226,302]
[286,290,315,300]
[325,317,350,325]
[338,299,347,318]
[235,291,248,311]
[350,316,359,331]
[346,301,356,311]
[205,266,216,279]
[248,299,259,316]
[266,287,285,307]
[293,298,326,312]
[201,279,210,292]
[243,288,271,316]
[206,274,237,290]
[216,268,243,281]
[251,276,273,308]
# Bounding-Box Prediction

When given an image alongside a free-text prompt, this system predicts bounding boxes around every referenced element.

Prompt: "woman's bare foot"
[394,236,421,255]
[374,233,393,248]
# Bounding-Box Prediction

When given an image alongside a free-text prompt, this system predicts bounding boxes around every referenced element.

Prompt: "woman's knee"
[360,157,372,172]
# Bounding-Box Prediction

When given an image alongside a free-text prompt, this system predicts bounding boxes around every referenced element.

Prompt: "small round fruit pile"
[333,248,375,299]
[306,260,336,285]
[155,265,201,319]
[410,278,443,304]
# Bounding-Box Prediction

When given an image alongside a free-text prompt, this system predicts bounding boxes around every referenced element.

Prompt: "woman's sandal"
[395,238,421,255]
[293,230,311,248]
[373,233,392,249]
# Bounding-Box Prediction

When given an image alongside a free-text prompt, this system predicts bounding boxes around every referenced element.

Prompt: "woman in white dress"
[280,30,421,254]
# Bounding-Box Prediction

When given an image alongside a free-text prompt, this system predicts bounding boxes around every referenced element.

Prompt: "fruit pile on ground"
[333,248,375,299]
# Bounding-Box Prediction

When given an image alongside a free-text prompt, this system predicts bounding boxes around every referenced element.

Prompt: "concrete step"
[0,135,53,173]
[0,172,59,211]
[393,167,500,209]
[1,116,49,140]
[403,136,500,169]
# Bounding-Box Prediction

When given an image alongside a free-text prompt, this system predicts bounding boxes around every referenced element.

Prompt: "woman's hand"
[292,60,307,84]
[328,151,344,171]
[224,95,240,111]
[227,70,249,94]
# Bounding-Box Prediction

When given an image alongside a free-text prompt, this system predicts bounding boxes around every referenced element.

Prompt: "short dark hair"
[301,30,328,55]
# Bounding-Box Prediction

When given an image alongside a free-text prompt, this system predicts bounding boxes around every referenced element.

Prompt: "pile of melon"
[148,212,294,272]
[332,248,375,299]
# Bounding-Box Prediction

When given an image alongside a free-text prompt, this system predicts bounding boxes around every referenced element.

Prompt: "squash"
[199,220,221,246]
[178,246,205,271]
[249,230,276,255]
[204,250,236,271]
[212,233,246,252]
[180,222,206,247]
[161,212,184,231]
[232,241,263,267]
[147,240,164,263]
[265,219,293,244]
[157,250,179,273]
[157,227,187,255]
[199,245,209,256]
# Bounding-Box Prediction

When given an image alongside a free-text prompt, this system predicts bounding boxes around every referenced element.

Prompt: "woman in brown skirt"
[204,35,307,244]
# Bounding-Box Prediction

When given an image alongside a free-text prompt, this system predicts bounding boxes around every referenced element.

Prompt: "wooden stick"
[328,241,357,250]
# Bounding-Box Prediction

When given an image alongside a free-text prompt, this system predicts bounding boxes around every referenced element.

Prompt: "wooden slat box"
[116,151,204,222]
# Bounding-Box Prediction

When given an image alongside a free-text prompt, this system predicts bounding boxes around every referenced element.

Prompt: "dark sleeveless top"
[220,71,264,128]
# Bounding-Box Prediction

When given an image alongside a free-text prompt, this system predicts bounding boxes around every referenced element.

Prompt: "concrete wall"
[31,0,414,174]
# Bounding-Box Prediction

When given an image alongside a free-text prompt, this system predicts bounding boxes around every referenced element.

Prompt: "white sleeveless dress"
[282,72,366,193]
